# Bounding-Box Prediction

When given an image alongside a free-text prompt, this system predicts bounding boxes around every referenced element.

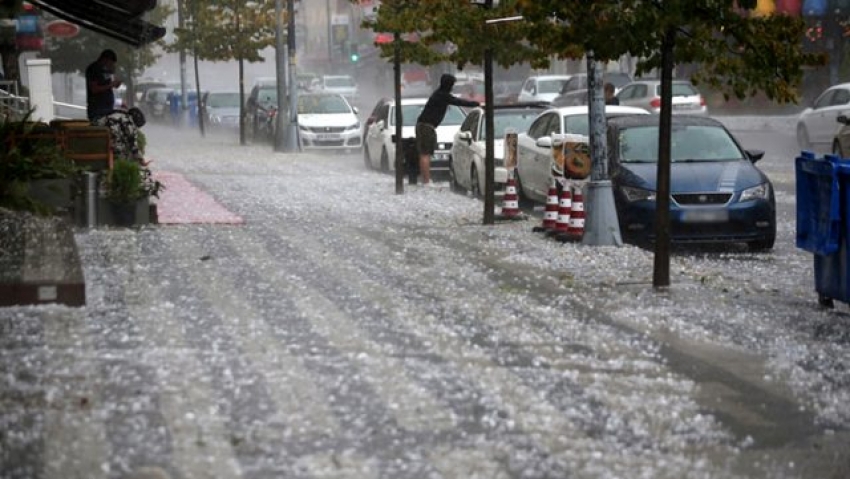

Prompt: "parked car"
[796,82,850,151]
[246,79,278,140]
[551,72,634,107]
[494,80,524,104]
[363,97,466,176]
[450,103,547,197]
[202,90,241,130]
[140,87,174,122]
[454,78,485,104]
[297,72,321,92]
[515,105,648,204]
[296,92,362,152]
[608,115,775,250]
[516,75,572,104]
[615,79,707,116]
[320,75,359,106]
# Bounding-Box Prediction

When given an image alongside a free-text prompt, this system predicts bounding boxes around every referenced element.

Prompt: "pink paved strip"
[153,171,244,225]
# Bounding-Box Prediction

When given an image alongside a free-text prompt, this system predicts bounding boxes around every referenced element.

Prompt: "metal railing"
[0,80,29,122]
[0,80,87,122]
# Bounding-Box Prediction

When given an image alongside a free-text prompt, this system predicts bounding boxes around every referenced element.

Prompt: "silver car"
[616,80,708,116]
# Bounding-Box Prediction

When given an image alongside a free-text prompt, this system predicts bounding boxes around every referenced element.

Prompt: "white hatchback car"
[297,92,362,151]
[796,82,850,151]
[450,103,546,197]
[515,105,649,204]
[363,97,466,177]
[516,75,572,104]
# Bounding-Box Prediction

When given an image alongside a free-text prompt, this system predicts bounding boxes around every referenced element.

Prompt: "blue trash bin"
[796,151,850,307]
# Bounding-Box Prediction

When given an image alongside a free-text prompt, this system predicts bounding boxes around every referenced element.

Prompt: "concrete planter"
[97,197,151,227]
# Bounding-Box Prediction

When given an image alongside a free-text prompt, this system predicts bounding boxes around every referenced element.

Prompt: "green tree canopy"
[167,0,276,63]
[518,0,826,103]
[361,0,547,70]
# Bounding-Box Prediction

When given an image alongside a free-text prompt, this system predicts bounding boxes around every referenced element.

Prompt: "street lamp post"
[581,52,623,246]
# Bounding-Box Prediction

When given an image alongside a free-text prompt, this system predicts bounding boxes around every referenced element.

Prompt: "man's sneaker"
[427,182,441,189]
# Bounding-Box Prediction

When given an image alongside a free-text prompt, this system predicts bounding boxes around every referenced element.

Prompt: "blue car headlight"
[621,186,656,202]
[740,183,770,202]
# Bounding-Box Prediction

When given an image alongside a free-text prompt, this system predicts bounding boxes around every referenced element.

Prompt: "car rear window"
[393,104,465,127]
[538,79,568,94]
[207,93,241,108]
[654,83,700,97]
[619,125,744,162]
[325,77,356,88]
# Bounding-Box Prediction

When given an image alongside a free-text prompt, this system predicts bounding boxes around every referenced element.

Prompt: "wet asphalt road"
[1,118,849,479]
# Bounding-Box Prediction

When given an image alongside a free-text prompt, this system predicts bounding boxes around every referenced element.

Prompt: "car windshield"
[325,77,355,88]
[619,125,744,163]
[654,83,699,97]
[207,93,241,108]
[393,104,465,127]
[481,110,540,140]
[538,79,568,94]
[298,95,352,114]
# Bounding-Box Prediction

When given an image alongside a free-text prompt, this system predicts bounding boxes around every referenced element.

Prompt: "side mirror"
[458,131,473,143]
[376,119,385,130]
[353,106,359,115]
[536,136,553,148]
[838,115,849,125]
[746,149,765,163]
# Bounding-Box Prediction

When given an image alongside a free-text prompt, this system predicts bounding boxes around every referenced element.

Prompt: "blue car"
[607,115,776,251]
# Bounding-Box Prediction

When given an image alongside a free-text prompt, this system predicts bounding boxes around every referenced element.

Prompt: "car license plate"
[318,133,340,139]
[682,209,728,223]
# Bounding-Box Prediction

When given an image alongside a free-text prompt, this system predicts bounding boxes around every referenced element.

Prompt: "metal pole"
[177,0,188,127]
[284,0,300,152]
[274,0,287,151]
[85,172,98,228]
[582,52,622,247]
[327,0,333,65]
[394,31,404,195]
[192,0,205,137]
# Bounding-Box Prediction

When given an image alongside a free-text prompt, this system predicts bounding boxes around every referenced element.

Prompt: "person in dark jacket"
[604,82,619,105]
[416,74,480,185]
[86,49,121,122]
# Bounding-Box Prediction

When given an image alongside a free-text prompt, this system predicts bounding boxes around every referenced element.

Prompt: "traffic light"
[349,43,359,63]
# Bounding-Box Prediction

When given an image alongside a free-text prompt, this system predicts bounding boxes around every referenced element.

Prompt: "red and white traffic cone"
[565,185,585,240]
[548,185,572,238]
[496,169,522,220]
[533,178,559,233]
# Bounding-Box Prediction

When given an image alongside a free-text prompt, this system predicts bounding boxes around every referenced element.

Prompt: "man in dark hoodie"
[416,74,480,186]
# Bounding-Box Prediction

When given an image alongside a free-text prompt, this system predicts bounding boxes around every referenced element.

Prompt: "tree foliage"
[360,0,547,70]
[518,0,826,103]
[167,0,276,63]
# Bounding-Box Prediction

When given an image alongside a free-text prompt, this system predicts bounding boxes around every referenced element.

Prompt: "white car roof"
[530,75,572,81]
[544,105,650,116]
[388,97,429,107]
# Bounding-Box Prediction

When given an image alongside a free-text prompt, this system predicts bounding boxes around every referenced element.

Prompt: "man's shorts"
[415,122,437,155]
